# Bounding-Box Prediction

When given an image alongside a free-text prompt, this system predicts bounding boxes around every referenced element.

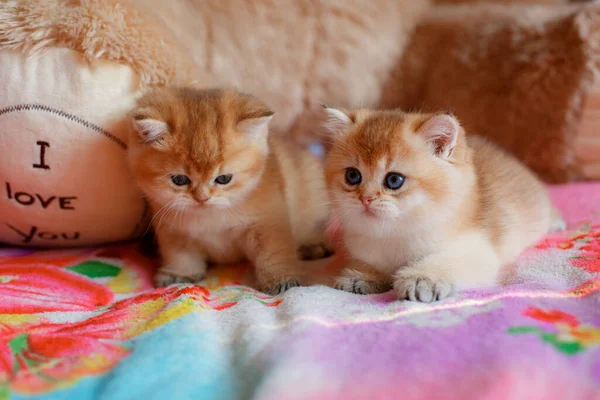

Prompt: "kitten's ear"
[417,113,460,159]
[321,105,353,138]
[132,116,169,143]
[236,114,274,140]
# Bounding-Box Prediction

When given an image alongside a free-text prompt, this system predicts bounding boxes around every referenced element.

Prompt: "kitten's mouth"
[363,208,378,218]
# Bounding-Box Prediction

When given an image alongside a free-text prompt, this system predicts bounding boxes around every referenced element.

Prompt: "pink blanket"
[0,183,599,400]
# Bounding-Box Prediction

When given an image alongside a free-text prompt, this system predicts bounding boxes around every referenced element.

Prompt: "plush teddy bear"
[0,0,597,247]
[0,0,199,247]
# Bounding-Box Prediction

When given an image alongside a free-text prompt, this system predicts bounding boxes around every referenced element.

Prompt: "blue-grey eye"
[215,174,233,185]
[171,174,191,186]
[384,172,405,190]
[345,168,362,186]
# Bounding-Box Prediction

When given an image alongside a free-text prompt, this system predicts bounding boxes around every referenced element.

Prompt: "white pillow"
[0,47,148,247]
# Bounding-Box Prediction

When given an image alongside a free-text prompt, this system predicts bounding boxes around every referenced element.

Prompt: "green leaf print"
[540,333,584,355]
[507,326,541,335]
[67,261,120,278]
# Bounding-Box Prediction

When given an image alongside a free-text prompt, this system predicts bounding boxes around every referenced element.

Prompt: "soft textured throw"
[1,183,599,400]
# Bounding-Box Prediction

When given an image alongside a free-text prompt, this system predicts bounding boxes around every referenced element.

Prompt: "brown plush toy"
[384,0,600,183]
[0,0,597,247]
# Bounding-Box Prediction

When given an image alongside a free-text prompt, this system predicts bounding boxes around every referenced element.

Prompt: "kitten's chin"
[363,209,394,219]
[343,210,401,237]
[361,206,401,220]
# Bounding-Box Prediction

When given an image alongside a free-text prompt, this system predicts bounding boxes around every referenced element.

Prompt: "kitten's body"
[323,108,561,301]
[128,87,330,293]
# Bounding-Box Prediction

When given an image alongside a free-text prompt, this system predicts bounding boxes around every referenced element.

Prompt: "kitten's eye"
[345,168,362,186]
[384,172,405,190]
[171,174,191,186]
[215,174,233,185]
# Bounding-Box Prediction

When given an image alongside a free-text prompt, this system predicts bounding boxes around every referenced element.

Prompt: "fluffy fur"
[0,1,598,182]
[128,87,331,294]
[323,107,562,302]
[381,2,600,182]
[0,0,199,85]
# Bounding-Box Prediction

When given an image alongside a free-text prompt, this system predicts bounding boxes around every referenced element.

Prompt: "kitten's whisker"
[155,199,182,231]
[325,209,352,232]
[227,205,245,220]
[146,198,178,235]
[174,202,188,228]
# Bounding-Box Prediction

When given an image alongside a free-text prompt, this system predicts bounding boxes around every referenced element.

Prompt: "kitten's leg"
[155,249,208,287]
[294,214,335,261]
[297,236,334,261]
[334,261,392,295]
[290,166,335,261]
[394,231,501,303]
[245,224,302,295]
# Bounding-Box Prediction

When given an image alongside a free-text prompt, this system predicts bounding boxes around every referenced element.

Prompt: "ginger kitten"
[322,107,562,302]
[128,87,331,294]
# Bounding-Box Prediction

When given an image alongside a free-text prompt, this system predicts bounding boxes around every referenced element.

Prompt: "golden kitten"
[322,107,563,302]
[128,87,331,294]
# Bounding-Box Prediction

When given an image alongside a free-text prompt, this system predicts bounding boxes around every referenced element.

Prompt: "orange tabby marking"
[322,107,561,302]
[128,87,331,294]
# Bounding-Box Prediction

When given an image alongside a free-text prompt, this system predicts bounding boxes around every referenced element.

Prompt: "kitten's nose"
[197,197,211,205]
[360,196,374,207]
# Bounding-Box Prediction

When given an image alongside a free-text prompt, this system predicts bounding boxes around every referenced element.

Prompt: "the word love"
[5,182,77,210]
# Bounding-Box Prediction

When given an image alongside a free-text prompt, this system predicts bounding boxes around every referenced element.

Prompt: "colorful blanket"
[1,183,600,400]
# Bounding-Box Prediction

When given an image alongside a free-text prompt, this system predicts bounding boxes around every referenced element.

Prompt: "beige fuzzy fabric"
[0,0,200,85]
[128,0,430,136]
[0,0,598,182]
[436,0,567,4]
[382,3,600,182]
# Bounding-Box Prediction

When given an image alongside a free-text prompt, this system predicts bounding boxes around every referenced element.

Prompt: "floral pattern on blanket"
[0,246,280,398]
[537,222,600,272]
[0,214,599,399]
[509,307,600,355]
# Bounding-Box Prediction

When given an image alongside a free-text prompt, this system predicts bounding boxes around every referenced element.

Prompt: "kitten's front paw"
[334,277,374,295]
[334,270,391,295]
[154,270,206,287]
[297,243,334,261]
[263,279,300,295]
[394,274,452,303]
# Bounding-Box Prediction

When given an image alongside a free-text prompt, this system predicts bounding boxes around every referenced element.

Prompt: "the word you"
[6,224,80,244]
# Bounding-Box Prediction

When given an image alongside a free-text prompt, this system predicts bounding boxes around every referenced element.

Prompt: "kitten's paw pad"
[264,279,300,295]
[297,243,334,261]
[154,271,205,287]
[395,275,452,303]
